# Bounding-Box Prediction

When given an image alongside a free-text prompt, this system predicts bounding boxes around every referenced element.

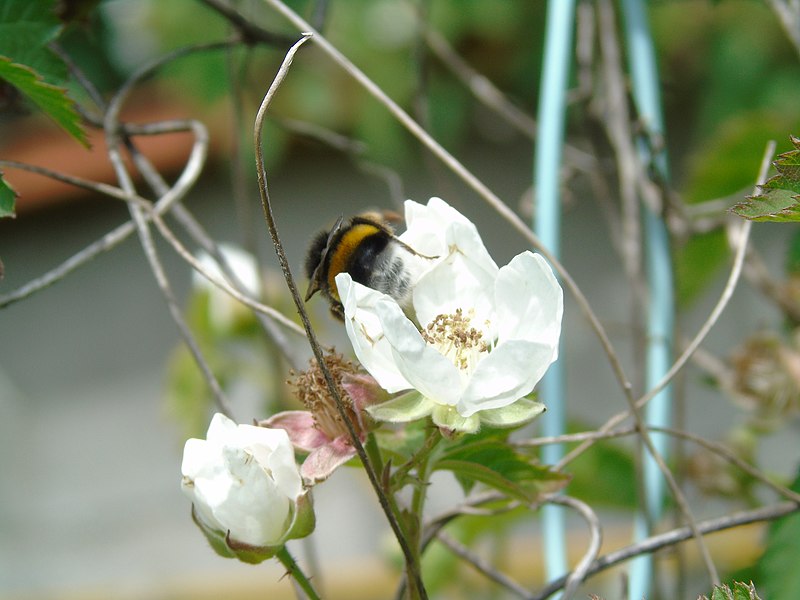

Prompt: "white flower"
[181,413,314,557]
[335,198,562,434]
[193,244,261,331]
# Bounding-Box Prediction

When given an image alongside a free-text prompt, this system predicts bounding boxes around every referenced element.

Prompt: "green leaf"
[0,172,17,218]
[755,469,800,599]
[436,431,569,501]
[0,57,88,146]
[373,419,428,463]
[678,117,799,304]
[0,0,66,84]
[436,458,536,503]
[0,0,89,145]
[732,136,800,222]
[701,581,762,600]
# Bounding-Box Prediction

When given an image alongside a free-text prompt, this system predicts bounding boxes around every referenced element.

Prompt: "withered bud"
[289,351,385,441]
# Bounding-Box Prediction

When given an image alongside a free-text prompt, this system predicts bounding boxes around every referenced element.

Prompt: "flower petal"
[412,231,497,328]
[495,251,563,348]
[210,445,292,546]
[375,298,463,407]
[336,273,412,393]
[300,436,358,484]
[181,437,219,481]
[458,339,557,416]
[400,197,473,256]
[205,412,241,445]
[180,413,311,552]
[263,411,330,452]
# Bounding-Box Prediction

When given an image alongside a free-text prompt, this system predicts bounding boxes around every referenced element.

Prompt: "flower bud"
[181,413,314,563]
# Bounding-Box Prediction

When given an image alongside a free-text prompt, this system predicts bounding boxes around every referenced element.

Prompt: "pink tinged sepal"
[341,372,389,412]
[261,411,329,452]
[300,436,358,484]
[190,492,315,564]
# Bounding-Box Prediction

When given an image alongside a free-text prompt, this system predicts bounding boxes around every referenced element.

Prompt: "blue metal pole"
[535,0,576,593]
[619,1,674,598]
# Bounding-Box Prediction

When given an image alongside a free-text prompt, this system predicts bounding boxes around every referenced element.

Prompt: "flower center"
[421,308,489,375]
[290,353,364,441]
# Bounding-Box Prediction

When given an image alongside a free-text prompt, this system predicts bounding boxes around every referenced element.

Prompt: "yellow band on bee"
[327,223,382,301]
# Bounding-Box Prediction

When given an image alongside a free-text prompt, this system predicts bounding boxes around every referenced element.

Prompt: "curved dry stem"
[420,493,600,600]
[0,120,208,308]
[542,495,603,600]
[256,0,729,586]
[558,141,775,471]
[251,32,427,599]
[103,58,235,417]
[650,425,800,505]
[0,159,307,341]
[516,426,637,448]
[764,0,800,60]
[535,501,800,599]
[423,28,595,172]
[261,0,636,426]
[119,122,310,369]
[436,531,531,599]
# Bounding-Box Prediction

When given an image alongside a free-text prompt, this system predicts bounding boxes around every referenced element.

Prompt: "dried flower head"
[265,352,386,484]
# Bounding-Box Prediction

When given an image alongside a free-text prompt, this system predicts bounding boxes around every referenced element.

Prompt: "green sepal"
[478,398,546,429]
[189,491,315,565]
[367,390,432,423]
[285,492,316,542]
[431,404,480,437]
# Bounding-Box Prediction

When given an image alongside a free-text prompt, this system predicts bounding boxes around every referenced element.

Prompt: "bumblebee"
[304,211,432,320]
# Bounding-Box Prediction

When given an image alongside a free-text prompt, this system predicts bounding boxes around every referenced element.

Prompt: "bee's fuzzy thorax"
[304,212,432,320]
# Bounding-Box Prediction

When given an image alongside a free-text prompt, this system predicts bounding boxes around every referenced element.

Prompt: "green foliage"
[142,0,237,104]
[565,433,637,508]
[700,581,762,600]
[676,119,799,305]
[0,0,88,145]
[0,57,88,145]
[660,0,800,305]
[675,229,729,307]
[732,136,800,222]
[754,470,800,599]
[374,418,429,464]
[164,289,290,440]
[435,429,568,502]
[0,173,17,218]
[0,0,66,83]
